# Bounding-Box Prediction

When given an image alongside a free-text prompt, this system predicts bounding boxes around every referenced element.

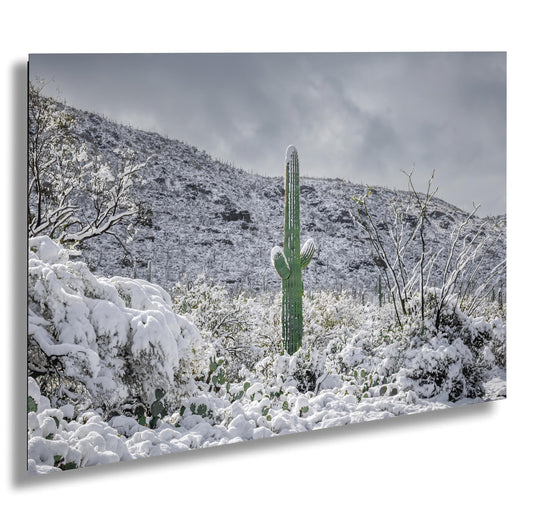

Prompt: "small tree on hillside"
[28,80,148,249]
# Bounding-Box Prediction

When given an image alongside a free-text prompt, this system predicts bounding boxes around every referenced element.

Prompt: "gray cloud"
[30,52,506,215]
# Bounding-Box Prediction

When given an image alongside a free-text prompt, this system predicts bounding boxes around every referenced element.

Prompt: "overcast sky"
[29,52,506,216]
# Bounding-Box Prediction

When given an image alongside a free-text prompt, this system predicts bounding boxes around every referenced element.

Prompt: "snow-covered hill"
[60,102,505,299]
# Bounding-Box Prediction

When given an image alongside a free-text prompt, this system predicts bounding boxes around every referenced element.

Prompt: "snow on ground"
[483,368,507,399]
[27,238,506,474]
[29,374,477,474]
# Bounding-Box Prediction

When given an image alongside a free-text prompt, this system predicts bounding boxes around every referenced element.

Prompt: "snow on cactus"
[28,236,208,415]
[271,145,315,355]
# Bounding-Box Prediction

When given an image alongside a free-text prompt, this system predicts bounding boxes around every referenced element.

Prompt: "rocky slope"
[62,103,506,299]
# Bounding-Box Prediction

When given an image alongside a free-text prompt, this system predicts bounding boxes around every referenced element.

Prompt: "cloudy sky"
[29,52,506,216]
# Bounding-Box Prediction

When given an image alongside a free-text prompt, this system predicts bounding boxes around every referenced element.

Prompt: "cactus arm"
[271,246,291,279]
[300,238,315,269]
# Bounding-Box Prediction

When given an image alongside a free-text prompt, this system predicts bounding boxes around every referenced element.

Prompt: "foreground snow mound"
[28,236,207,414]
[27,374,453,474]
[27,377,133,473]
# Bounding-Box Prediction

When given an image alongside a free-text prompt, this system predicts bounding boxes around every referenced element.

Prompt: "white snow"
[27,373,456,473]
[285,144,298,163]
[27,237,506,475]
[28,236,208,412]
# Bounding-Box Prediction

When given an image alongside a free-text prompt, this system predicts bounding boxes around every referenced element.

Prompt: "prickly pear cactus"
[271,145,315,354]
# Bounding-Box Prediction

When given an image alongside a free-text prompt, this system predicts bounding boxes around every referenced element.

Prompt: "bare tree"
[432,204,506,328]
[351,172,437,326]
[351,170,505,330]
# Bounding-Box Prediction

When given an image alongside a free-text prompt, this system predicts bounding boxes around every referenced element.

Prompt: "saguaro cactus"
[271,145,315,354]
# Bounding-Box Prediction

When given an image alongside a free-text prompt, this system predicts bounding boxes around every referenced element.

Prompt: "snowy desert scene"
[27,53,506,474]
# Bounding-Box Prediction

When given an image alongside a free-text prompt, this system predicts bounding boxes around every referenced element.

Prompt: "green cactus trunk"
[282,147,303,354]
[271,146,315,355]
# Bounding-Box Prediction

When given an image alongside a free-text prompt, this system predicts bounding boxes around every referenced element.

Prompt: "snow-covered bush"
[172,282,365,390]
[173,278,280,382]
[27,377,134,473]
[352,171,506,333]
[254,346,327,393]
[339,292,505,402]
[303,289,363,350]
[28,236,208,417]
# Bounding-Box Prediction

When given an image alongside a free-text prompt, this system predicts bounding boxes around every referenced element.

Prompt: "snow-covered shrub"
[255,346,328,393]
[28,236,208,416]
[172,278,280,382]
[421,289,505,376]
[339,292,505,402]
[352,171,506,332]
[27,377,134,473]
[303,289,363,351]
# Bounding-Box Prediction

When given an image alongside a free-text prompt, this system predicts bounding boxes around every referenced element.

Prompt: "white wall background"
[2,2,531,514]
